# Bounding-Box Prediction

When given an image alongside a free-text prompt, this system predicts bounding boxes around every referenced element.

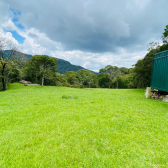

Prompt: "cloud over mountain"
[0,0,168,71]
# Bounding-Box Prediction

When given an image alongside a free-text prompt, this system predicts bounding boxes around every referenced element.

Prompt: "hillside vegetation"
[3,50,92,74]
[0,83,168,167]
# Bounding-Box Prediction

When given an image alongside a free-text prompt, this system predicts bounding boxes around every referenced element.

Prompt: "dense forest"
[1,25,168,91]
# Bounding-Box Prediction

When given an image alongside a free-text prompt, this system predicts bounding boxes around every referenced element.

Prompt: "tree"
[66,71,78,85]
[29,55,42,83]
[0,39,25,91]
[31,55,57,86]
[85,72,96,88]
[0,64,2,90]
[98,69,110,88]
[147,41,160,51]
[112,75,122,88]
[102,65,119,88]
[24,55,57,86]
[98,66,136,88]
[133,48,158,87]
[162,25,168,44]
[76,69,87,84]
[76,69,97,88]
[119,67,129,74]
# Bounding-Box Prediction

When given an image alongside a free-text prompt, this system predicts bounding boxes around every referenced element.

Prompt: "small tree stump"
[145,87,151,98]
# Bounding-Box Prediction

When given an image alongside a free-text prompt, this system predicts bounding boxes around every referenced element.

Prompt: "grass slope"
[0,83,168,167]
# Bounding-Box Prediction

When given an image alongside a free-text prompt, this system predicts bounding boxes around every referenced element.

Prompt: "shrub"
[65,82,71,87]
[79,84,84,88]
[56,81,63,86]
[72,84,79,88]
[92,84,97,88]
[128,82,135,89]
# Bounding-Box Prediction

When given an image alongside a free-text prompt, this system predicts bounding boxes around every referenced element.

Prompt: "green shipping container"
[150,50,168,92]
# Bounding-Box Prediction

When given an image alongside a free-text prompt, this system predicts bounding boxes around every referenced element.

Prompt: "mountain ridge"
[4,50,98,74]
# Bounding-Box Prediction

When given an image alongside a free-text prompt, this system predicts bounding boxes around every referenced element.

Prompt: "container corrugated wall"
[150,50,168,92]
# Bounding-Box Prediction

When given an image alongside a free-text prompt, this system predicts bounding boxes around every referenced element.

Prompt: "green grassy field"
[0,83,168,167]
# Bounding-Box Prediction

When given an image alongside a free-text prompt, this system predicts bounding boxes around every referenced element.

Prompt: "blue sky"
[12,18,25,30]
[0,0,168,71]
[5,30,25,44]
[8,8,25,44]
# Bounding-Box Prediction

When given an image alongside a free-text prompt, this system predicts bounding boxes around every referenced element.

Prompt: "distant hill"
[56,58,88,74]
[3,50,98,74]
[3,50,32,59]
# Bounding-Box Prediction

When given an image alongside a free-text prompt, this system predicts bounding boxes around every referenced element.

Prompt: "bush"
[92,84,97,88]
[79,84,84,88]
[72,84,79,88]
[128,82,135,89]
[65,82,71,87]
[56,81,63,86]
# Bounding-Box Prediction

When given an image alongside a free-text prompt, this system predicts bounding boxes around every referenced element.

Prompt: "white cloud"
[1,19,63,55]
[19,28,63,55]
[0,0,168,72]
[2,19,17,31]
[48,49,146,72]
[0,28,20,49]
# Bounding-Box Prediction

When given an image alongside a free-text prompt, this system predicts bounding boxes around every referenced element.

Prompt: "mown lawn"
[0,83,168,167]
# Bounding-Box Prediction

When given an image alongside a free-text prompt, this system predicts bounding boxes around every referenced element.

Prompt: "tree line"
[0,50,136,90]
[0,49,137,90]
[1,25,168,91]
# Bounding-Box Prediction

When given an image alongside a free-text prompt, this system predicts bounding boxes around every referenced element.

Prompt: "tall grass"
[0,83,168,167]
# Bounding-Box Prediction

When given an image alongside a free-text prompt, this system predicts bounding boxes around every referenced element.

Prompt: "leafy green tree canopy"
[30,55,57,86]
[162,25,168,44]
[0,39,25,91]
